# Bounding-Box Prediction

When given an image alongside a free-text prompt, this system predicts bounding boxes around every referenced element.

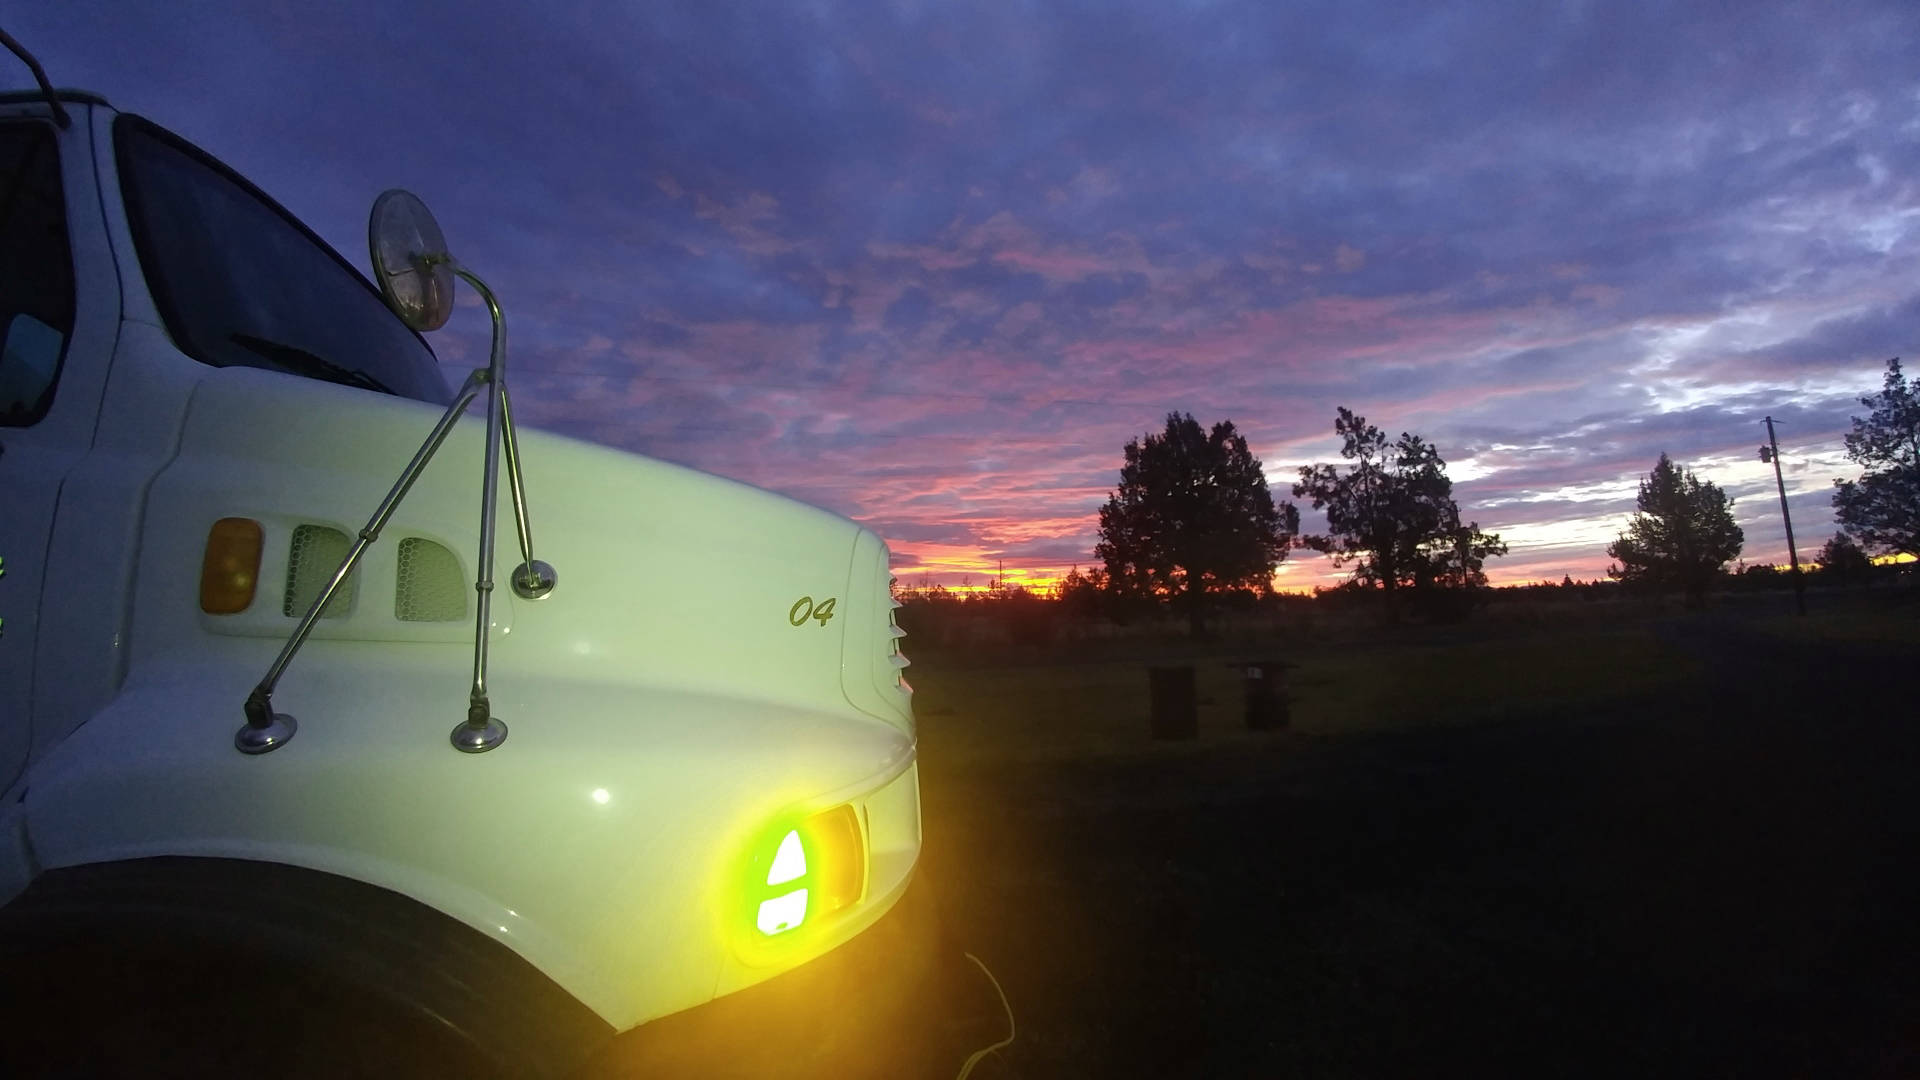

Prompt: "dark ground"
[919,609,1920,1077]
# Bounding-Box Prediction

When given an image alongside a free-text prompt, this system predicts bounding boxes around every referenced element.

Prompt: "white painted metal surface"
[0,101,123,789]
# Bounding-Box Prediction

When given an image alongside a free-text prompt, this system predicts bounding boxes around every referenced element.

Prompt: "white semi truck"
[0,38,953,1078]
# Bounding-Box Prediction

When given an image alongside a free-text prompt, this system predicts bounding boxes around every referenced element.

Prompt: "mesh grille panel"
[283,525,355,618]
[395,537,467,622]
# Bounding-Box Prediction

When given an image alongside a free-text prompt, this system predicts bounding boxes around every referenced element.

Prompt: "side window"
[115,118,448,405]
[0,123,75,427]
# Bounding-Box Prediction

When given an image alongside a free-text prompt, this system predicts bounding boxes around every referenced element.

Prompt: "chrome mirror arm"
[449,265,510,753]
[444,265,554,754]
[452,267,554,603]
[497,382,554,599]
[236,368,490,754]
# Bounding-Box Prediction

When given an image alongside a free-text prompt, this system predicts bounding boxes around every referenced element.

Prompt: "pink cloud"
[1572,283,1623,307]
[869,211,1154,284]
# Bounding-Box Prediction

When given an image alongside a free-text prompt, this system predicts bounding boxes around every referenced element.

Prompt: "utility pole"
[1759,416,1807,616]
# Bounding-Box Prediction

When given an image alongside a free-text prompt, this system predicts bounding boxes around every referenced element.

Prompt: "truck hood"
[129,365,908,732]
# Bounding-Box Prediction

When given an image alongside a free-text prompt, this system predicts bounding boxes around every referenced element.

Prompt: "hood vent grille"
[280,526,466,624]
[395,537,467,622]
[284,524,355,618]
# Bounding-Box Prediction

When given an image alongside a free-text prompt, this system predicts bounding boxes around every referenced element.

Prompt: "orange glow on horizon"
[890,546,1625,596]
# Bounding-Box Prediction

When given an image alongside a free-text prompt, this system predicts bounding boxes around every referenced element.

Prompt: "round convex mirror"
[369,189,456,332]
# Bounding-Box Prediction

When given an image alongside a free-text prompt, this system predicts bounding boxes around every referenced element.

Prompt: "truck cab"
[0,78,929,1077]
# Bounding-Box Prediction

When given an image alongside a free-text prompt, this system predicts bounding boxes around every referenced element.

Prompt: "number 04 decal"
[788,595,837,627]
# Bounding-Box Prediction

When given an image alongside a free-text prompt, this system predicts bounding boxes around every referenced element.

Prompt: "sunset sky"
[19,2,1920,588]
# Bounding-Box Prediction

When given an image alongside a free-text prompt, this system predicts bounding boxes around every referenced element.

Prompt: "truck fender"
[0,856,613,1077]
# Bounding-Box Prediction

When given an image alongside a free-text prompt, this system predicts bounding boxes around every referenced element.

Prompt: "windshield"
[115,116,447,404]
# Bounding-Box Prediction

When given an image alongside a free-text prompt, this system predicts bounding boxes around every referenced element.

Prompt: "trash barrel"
[1240,661,1290,730]
[1148,666,1198,740]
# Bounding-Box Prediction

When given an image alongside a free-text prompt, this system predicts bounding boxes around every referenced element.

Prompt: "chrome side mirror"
[369,190,455,332]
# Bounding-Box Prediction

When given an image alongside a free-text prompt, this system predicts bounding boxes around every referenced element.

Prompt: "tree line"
[1605,356,1917,604]
[1089,407,1508,635]
[901,356,1914,635]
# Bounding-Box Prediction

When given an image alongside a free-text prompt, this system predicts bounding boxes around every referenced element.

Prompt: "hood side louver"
[396,537,467,622]
[284,524,355,618]
[887,581,910,691]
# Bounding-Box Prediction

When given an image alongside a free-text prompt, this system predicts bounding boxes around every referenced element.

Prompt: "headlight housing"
[745,803,866,942]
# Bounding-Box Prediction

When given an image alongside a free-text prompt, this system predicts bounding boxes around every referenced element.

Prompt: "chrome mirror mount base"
[236,707,298,755]
[512,559,557,600]
[451,711,508,754]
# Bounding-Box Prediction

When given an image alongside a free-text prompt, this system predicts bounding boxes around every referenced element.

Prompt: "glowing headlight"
[757,830,809,935]
[757,886,808,935]
[749,805,865,939]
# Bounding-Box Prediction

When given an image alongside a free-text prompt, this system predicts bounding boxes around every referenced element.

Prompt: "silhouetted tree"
[1832,357,1920,559]
[1816,532,1873,584]
[995,584,1055,646]
[1095,412,1299,637]
[1056,565,1108,618]
[1606,453,1744,606]
[1293,408,1506,616]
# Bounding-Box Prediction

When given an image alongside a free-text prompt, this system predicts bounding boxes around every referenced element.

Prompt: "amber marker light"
[801,803,865,916]
[199,517,264,614]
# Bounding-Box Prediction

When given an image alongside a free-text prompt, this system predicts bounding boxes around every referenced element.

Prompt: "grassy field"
[910,621,1701,768]
[908,590,1920,1077]
[1751,605,1920,648]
